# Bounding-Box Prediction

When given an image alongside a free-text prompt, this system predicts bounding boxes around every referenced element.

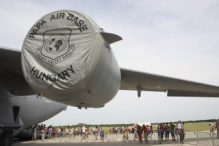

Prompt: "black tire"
[1,135,13,146]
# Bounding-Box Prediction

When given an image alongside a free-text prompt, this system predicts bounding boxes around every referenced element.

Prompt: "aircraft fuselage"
[0,87,67,137]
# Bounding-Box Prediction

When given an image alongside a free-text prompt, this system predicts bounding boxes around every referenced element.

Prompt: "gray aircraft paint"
[10,95,67,127]
[22,10,121,108]
[0,87,67,137]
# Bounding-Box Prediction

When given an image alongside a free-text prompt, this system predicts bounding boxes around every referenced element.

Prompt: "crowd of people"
[156,121,185,144]
[126,121,184,144]
[135,119,219,144]
[30,119,219,144]
[30,122,183,144]
[31,124,105,141]
[108,125,153,142]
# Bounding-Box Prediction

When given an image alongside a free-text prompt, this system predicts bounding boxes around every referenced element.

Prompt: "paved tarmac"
[13,131,204,146]
[13,139,192,146]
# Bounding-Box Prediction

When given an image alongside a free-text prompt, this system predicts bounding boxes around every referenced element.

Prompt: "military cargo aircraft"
[1,10,219,146]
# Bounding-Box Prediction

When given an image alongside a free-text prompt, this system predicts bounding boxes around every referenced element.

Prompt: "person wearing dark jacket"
[137,125,143,143]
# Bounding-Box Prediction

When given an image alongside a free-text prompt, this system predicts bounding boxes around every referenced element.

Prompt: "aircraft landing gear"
[0,130,13,146]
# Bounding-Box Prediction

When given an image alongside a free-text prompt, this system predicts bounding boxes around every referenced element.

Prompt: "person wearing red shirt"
[160,124,165,141]
[137,125,143,143]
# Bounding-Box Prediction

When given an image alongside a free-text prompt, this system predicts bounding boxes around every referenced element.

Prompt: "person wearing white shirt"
[82,126,86,133]
[65,127,69,136]
[209,122,215,134]
[94,126,98,140]
[82,126,86,140]
[177,120,184,144]
[57,128,61,137]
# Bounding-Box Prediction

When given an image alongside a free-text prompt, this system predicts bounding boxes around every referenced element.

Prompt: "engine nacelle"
[21,10,121,108]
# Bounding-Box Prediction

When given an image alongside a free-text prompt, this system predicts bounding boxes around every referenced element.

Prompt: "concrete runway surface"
[13,139,191,146]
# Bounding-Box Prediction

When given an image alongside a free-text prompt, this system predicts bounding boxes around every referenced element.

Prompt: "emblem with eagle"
[44,34,68,54]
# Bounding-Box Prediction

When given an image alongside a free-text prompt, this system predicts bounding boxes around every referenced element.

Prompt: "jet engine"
[21,10,122,108]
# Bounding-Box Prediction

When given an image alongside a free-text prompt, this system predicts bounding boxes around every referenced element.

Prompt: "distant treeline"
[64,123,135,128]
[55,119,217,127]
[153,119,217,125]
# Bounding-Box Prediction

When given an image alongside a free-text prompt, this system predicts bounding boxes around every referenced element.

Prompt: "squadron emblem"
[35,28,75,66]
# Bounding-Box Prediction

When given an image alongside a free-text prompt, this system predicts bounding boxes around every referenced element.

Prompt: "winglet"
[100,32,123,44]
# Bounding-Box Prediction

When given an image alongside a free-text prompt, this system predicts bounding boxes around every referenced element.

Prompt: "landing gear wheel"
[2,135,12,146]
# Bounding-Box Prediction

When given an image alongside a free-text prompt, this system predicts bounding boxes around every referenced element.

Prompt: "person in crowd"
[137,125,143,143]
[73,127,77,139]
[122,128,126,140]
[69,126,73,140]
[177,120,185,144]
[123,126,129,140]
[157,124,162,144]
[65,126,69,139]
[60,127,64,138]
[82,125,86,140]
[147,125,150,140]
[63,127,66,138]
[147,125,150,132]
[216,120,219,138]
[75,127,79,136]
[100,127,105,142]
[93,127,96,135]
[48,125,53,139]
[120,127,123,134]
[131,127,134,134]
[54,127,58,138]
[209,122,215,135]
[95,126,99,140]
[52,127,55,138]
[44,125,48,139]
[115,127,118,134]
[160,124,164,142]
[40,124,45,141]
[175,126,179,140]
[170,122,176,141]
[143,124,148,143]
[133,126,138,141]
[57,127,61,137]
[122,127,125,134]
[165,123,170,141]
[150,125,153,134]
[79,126,82,137]
[85,126,89,138]
[31,124,38,141]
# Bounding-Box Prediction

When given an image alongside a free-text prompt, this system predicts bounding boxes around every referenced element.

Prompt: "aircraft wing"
[0,46,34,95]
[120,68,219,97]
[2,46,219,97]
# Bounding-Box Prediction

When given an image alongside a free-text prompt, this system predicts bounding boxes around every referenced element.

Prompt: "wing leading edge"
[1,46,219,97]
[120,68,219,97]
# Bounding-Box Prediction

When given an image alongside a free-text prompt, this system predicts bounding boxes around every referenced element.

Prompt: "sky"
[1,0,219,126]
